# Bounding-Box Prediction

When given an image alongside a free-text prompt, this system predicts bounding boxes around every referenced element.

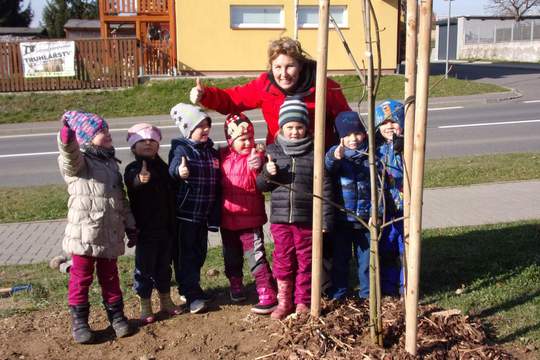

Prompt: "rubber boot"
[69,304,94,344]
[251,287,278,315]
[295,303,310,314]
[229,277,247,302]
[270,280,294,320]
[104,300,131,338]
[159,292,182,316]
[138,296,155,325]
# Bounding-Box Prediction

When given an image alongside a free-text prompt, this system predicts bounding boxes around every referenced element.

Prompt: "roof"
[0,27,44,35]
[64,19,101,30]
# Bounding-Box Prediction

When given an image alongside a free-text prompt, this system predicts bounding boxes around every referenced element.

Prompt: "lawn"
[1,220,538,350]
[0,75,506,124]
[0,152,537,224]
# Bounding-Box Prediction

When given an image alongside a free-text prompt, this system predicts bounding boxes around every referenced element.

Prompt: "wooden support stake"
[405,0,433,355]
[402,0,418,302]
[310,0,330,318]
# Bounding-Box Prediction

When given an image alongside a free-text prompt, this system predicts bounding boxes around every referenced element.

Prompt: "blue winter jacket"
[325,146,372,223]
[377,141,404,214]
[168,137,220,228]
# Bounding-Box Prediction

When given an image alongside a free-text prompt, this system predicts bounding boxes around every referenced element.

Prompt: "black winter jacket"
[256,140,333,230]
[124,155,176,238]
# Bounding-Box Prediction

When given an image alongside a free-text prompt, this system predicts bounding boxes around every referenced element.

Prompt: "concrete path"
[1,180,539,266]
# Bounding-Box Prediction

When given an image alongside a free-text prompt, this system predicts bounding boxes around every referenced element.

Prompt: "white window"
[230,6,284,29]
[297,5,348,28]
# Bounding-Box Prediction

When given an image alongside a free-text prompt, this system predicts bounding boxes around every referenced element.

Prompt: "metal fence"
[464,18,540,45]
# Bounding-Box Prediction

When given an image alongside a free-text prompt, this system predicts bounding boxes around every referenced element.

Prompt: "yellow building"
[175,0,401,74]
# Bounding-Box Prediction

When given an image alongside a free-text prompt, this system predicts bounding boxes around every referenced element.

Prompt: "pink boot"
[295,303,310,314]
[270,280,294,320]
[229,277,247,303]
[251,287,278,315]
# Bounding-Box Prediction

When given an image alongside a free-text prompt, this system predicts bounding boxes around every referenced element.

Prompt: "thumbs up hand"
[334,138,345,160]
[265,154,277,176]
[138,160,151,184]
[178,156,190,179]
[189,77,205,104]
[247,148,262,170]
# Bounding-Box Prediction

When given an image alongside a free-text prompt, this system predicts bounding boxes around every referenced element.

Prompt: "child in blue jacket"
[325,111,371,300]
[375,99,405,297]
[168,103,220,314]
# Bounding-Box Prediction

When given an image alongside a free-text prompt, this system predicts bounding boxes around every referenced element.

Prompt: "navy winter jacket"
[325,146,372,224]
[168,137,220,228]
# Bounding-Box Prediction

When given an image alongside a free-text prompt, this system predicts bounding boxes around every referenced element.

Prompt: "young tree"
[41,0,98,38]
[0,0,33,27]
[486,0,540,20]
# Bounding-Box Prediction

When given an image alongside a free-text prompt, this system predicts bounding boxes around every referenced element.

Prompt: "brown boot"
[270,280,294,320]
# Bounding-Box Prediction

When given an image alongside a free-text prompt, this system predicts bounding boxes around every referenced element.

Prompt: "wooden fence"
[0,38,138,92]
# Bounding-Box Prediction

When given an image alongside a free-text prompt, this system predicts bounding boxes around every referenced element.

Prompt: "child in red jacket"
[219,113,278,315]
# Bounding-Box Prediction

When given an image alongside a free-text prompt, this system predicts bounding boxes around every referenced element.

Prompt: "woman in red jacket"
[190,37,351,145]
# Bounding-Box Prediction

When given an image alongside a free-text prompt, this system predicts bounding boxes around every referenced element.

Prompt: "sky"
[26,0,492,28]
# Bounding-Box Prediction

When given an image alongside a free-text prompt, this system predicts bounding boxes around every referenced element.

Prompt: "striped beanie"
[62,110,108,145]
[278,96,309,128]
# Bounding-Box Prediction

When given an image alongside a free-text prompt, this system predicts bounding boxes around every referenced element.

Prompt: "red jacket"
[200,72,351,145]
[219,147,267,230]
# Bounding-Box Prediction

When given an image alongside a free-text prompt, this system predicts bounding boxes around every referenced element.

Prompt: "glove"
[60,124,75,144]
[125,228,139,248]
[393,133,404,154]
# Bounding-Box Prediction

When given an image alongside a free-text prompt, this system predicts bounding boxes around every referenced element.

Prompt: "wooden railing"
[103,0,169,15]
[0,38,138,92]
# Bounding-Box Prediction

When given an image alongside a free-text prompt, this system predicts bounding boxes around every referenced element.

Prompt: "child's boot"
[229,277,247,303]
[251,287,278,315]
[159,292,183,316]
[295,303,310,314]
[104,300,131,338]
[138,296,156,325]
[69,304,94,344]
[270,280,294,320]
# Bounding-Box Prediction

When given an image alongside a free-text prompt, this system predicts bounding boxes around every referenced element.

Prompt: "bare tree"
[486,0,540,20]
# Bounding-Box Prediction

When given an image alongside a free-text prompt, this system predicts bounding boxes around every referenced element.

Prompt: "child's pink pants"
[68,255,123,306]
[270,223,312,305]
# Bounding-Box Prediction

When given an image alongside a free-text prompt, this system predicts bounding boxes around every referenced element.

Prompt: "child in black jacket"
[124,123,181,325]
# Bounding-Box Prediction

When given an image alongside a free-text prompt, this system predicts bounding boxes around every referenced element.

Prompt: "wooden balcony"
[103,0,169,16]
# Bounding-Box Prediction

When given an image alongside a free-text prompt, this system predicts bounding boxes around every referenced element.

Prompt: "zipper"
[289,157,296,223]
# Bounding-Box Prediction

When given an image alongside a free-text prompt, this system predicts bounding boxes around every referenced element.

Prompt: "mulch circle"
[265,298,514,359]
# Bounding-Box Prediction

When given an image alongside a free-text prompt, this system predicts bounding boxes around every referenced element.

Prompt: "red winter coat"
[219,147,267,230]
[200,70,351,145]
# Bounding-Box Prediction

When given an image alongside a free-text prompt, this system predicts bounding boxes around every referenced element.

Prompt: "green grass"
[0,75,506,124]
[1,152,537,224]
[1,221,538,349]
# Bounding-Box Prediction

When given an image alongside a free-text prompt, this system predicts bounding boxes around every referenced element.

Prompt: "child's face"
[281,121,307,140]
[134,139,159,158]
[232,134,253,154]
[342,132,366,150]
[379,120,402,141]
[190,119,211,142]
[91,128,113,149]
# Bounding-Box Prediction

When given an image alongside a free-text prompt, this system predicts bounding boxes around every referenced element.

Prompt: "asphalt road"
[0,99,539,187]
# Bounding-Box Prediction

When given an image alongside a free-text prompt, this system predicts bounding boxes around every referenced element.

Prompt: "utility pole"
[445,0,454,79]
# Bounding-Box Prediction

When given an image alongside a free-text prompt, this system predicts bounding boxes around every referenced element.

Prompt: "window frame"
[296,5,348,29]
[230,5,285,29]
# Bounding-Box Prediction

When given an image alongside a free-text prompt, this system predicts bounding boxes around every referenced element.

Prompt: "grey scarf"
[81,144,120,163]
[276,134,313,156]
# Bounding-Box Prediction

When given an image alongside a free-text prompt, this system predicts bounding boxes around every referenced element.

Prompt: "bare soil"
[0,293,536,360]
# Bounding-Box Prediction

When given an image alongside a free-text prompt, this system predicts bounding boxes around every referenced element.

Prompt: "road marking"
[429,106,464,111]
[523,100,540,104]
[0,138,266,159]
[438,119,540,129]
[0,120,266,140]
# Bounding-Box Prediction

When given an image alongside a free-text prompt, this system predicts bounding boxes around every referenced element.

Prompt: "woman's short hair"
[267,37,311,67]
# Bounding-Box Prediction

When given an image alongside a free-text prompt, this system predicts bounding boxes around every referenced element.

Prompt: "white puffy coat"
[57,135,135,259]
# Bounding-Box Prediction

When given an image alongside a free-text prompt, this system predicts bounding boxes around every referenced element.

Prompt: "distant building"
[0,27,45,42]
[435,16,540,62]
[64,19,101,39]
